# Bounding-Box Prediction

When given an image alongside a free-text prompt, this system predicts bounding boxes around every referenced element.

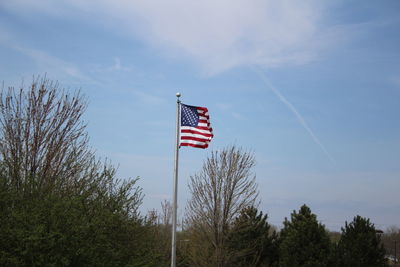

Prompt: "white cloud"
[2,0,343,75]
[102,0,327,74]
[107,57,131,72]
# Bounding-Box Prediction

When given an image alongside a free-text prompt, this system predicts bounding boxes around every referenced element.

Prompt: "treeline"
[175,146,393,267]
[0,78,398,266]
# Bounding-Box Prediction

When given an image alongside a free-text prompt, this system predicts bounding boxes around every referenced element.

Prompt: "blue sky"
[1,0,399,231]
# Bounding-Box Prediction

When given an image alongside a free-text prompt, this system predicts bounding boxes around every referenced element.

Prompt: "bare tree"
[0,76,97,197]
[143,200,173,264]
[381,226,400,263]
[185,145,259,267]
[161,199,173,226]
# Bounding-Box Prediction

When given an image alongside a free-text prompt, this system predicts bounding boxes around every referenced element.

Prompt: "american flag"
[180,103,213,149]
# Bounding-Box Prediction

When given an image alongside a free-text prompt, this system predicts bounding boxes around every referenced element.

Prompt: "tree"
[328,231,342,244]
[0,77,91,196]
[0,77,146,266]
[226,206,279,266]
[381,226,400,265]
[185,145,258,266]
[279,204,331,267]
[336,215,388,267]
[143,200,174,266]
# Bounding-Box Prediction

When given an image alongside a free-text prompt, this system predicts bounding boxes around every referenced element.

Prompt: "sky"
[1,0,399,231]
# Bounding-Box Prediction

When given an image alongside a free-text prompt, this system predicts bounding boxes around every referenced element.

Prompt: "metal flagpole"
[171,92,181,267]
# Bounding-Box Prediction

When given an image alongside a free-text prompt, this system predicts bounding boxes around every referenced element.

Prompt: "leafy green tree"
[0,77,152,266]
[226,206,279,267]
[279,204,331,267]
[336,215,388,267]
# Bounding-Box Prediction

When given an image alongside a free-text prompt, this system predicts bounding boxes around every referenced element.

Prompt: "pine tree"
[336,215,388,267]
[279,204,331,267]
[226,206,279,266]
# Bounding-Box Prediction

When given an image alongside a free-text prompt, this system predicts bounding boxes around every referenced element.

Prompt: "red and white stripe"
[180,106,213,149]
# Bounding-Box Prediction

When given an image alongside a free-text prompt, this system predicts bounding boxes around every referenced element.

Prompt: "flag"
[180,103,213,149]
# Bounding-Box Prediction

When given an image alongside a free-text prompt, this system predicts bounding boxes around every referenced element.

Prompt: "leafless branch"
[185,145,259,266]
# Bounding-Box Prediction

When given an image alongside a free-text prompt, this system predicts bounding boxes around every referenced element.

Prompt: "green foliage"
[226,206,279,267]
[279,204,331,267]
[335,215,388,267]
[0,77,161,266]
[0,167,155,266]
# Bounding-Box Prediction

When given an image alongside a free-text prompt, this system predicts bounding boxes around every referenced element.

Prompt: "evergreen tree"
[226,206,278,266]
[279,204,331,267]
[336,215,388,267]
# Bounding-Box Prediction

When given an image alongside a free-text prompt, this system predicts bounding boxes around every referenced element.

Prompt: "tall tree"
[185,145,258,266]
[0,77,92,196]
[336,215,388,267]
[279,204,331,267]
[226,206,279,267]
[0,77,146,266]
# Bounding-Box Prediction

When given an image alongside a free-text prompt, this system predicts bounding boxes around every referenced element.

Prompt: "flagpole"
[171,92,181,267]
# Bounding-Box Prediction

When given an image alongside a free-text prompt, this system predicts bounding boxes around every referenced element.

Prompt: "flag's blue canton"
[181,104,199,127]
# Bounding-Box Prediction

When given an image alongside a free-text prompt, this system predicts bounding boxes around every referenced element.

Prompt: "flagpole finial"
[176,92,181,98]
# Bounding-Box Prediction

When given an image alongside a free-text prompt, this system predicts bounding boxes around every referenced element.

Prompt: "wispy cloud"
[0,29,89,81]
[100,0,332,75]
[2,0,347,75]
[15,45,89,80]
[252,66,336,164]
[216,102,245,120]
[107,57,131,72]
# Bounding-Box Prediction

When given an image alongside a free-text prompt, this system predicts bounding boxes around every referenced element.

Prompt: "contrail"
[251,66,336,164]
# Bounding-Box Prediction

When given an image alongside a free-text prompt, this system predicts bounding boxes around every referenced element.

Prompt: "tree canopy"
[279,204,331,267]
[0,77,154,266]
[226,206,278,266]
[336,215,388,267]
